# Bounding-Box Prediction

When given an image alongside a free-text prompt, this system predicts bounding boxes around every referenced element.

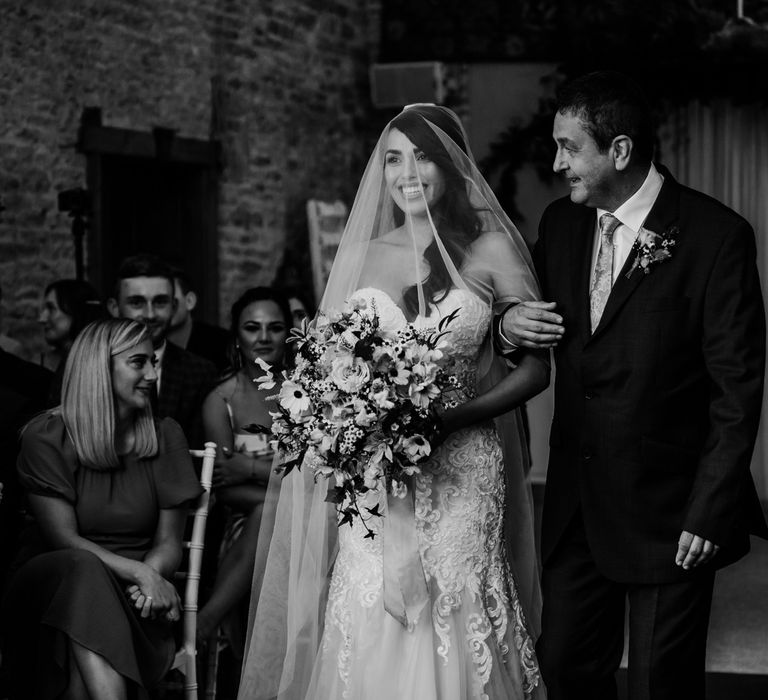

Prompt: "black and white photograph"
[1,2,767,699]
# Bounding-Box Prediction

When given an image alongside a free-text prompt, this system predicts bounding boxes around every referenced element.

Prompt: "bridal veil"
[237,104,544,699]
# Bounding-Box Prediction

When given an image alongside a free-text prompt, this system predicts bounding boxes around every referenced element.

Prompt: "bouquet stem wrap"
[383,478,428,629]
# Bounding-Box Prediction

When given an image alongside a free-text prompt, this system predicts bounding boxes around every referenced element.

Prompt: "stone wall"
[0,0,380,354]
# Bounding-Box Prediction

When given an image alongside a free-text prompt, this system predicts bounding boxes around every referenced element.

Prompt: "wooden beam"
[77,124,220,167]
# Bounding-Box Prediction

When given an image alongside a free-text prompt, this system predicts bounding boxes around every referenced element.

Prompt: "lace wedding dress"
[302,287,542,700]
[238,104,545,700]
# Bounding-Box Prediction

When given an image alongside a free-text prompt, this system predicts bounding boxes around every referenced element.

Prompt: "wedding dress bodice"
[351,286,491,398]
[323,287,539,699]
[351,286,490,347]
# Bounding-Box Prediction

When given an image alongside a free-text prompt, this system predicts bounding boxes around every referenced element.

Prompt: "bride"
[237,104,549,700]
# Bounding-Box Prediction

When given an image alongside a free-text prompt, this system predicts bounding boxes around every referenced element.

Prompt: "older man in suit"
[107,254,217,446]
[501,71,766,700]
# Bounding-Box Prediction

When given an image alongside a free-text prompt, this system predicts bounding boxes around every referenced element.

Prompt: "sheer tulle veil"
[237,104,544,699]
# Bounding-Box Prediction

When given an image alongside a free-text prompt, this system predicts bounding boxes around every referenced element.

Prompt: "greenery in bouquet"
[256,296,460,537]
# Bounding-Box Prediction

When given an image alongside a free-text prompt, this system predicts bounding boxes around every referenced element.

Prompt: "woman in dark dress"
[1,319,202,700]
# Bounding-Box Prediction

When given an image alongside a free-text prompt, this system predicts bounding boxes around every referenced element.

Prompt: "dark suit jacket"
[187,320,231,373]
[537,167,767,584]
[158,341,217,448]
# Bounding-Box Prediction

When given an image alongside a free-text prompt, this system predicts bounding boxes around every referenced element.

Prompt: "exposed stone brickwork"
[0,0,380,355]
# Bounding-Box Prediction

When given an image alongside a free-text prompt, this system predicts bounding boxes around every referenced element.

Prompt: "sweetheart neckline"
[352,286,487,316]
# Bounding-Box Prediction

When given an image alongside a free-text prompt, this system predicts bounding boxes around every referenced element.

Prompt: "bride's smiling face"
[384,128,446,218]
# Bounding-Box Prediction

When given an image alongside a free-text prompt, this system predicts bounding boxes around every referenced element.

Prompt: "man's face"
[552,110,617,209]
[112,277,176,347]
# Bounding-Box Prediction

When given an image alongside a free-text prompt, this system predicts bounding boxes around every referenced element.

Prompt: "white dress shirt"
[499,164,665,351]
[592,163,664,285]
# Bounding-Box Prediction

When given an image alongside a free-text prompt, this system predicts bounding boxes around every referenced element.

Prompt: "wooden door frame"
[76,108,221,322]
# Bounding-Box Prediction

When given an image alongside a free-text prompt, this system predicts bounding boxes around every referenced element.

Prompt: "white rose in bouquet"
[330,355,371,393]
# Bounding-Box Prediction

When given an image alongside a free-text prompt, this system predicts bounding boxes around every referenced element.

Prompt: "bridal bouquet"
[256,296,458,536]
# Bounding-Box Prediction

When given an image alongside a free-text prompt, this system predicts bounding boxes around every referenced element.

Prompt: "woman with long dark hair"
[239,105,549,700]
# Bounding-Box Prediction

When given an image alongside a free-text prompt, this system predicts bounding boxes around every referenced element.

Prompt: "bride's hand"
[428,411,452,450]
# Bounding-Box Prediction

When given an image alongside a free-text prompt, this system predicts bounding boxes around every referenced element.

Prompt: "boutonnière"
[626,225,678,279]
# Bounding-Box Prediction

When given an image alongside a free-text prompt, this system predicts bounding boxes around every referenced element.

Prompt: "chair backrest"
[170,441,217,699]
[307,199,348,303]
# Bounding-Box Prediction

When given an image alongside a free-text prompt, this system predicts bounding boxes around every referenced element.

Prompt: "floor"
[704,535,768,675]
[616,531,768,697]
[617,670,768,700]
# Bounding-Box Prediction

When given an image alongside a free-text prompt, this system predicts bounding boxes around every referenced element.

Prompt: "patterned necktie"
[589,213,621,332]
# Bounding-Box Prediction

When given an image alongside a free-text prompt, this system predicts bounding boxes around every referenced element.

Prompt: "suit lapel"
[589,169,681,339]
[570,208,597,344]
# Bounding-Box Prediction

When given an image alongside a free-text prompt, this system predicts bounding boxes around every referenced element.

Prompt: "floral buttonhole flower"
[626,225,678,279]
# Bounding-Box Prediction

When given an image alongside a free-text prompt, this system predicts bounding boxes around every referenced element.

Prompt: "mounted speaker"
[370,62,445,108]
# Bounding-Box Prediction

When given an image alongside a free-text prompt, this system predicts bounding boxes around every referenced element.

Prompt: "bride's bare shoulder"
[470,230,514,251]
[467,230,528,263]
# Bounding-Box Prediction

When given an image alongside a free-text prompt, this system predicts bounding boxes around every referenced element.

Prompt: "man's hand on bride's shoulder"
[500,301,564,349]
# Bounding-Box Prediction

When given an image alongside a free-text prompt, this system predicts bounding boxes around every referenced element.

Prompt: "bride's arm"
[439,231,550,434]
[440,352,549,435]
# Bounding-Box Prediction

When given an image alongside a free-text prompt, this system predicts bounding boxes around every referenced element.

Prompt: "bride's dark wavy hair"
[389,106,484,318]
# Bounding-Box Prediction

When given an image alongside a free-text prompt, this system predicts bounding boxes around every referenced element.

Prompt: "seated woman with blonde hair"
[1,319,202,700]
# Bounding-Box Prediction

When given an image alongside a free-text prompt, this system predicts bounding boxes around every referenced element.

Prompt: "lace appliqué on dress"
[319,288,541,699]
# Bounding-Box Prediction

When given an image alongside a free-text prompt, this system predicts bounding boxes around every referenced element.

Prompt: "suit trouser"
[536,511,715,700]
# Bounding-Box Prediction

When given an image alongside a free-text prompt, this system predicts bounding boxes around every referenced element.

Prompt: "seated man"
[107,254,217,446]
[167,266,230,372]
